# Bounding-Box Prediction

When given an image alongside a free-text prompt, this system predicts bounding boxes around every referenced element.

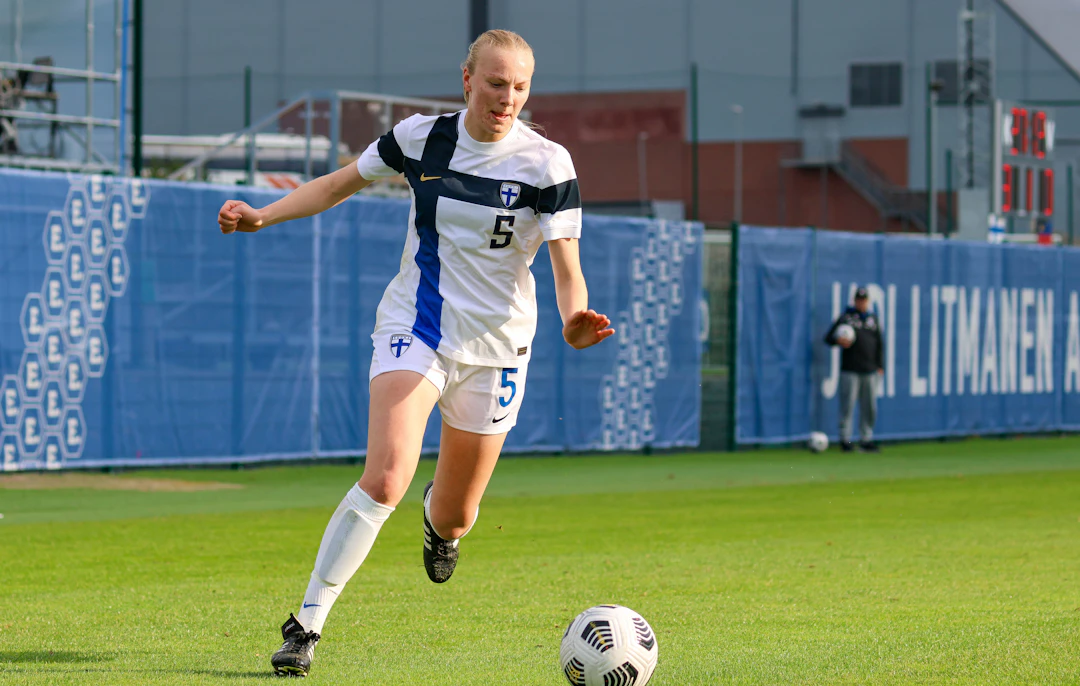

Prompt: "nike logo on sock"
[302,602,321,609]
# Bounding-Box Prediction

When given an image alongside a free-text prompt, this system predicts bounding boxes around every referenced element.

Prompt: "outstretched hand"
[218,200,265,234]
[563,309,615,350]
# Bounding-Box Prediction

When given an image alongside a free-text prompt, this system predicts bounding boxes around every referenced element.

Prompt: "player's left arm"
[548,238,614,350]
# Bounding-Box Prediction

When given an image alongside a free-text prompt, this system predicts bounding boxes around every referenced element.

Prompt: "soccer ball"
[808,431,829,453]
[560,605,658,686]
[835,323,856,344]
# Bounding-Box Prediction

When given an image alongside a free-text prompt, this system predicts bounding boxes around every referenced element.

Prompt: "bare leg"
[358,370,441,505]
[295,370,439,634]
[427,420,508,540]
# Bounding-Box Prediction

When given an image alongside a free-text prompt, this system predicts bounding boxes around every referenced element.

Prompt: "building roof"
[998,0,1080,87]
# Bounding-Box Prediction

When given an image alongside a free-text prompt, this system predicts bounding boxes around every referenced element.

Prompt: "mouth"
[491,111,512,124]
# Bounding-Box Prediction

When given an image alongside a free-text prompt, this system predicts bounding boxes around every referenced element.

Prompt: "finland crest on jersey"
[499,182,521,208]
[356,110,582,368]
[389,334,412,358]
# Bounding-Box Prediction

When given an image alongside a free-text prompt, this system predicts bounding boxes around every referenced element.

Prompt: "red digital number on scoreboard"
[1025,168,1033,213]
[1001,164,1014,213]
[1011,107,1028,155]
[1033,111,1047,159]
[1040,168,1054,216]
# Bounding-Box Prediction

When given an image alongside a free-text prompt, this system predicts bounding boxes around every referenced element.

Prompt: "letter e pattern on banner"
[1,176,148,470]
[598,221,699,450]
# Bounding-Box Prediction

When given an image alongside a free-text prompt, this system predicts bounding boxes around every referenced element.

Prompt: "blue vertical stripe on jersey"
[405,113,461,351]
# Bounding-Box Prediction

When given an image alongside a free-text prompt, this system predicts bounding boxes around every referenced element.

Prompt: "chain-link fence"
[700,229,733,450]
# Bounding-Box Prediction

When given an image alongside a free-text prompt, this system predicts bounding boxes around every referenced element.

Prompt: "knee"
[429,507,476,541]
[357,469,412,507]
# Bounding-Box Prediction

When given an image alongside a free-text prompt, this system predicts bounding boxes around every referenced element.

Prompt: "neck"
[463,109,508,143]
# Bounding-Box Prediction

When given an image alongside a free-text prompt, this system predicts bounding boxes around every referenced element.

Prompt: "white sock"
[296,483,394,634]
[423,485,478,542]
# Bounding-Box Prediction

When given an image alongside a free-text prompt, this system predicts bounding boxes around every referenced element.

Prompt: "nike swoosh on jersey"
[420,174,441,181]
[492,414,510,424]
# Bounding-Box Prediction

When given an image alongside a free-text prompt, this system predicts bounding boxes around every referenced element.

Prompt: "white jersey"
[356,110,582,367]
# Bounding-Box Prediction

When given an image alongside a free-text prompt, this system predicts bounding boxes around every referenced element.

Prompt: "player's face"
[463,46,533,142]
[855,297,869,312]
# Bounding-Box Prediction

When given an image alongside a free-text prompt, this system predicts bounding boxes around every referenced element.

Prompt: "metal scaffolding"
[0,0,126,174]
[168,90,461,187]
[958,0,996,189]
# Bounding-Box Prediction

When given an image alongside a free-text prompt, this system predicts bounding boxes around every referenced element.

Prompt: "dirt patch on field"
[0,473,245,492]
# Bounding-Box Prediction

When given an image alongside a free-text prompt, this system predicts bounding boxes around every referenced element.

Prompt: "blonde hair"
[461,29,534,103]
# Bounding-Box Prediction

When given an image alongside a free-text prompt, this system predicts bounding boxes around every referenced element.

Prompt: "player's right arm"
[824,313,853,348]
[824,316,842,346]
[218,163,372,234]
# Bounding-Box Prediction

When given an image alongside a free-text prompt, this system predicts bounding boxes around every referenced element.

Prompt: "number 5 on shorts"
[499,368,519,407]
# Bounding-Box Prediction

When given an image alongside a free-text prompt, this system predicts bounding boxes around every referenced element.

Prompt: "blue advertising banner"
[736,226,1080,443]
[0,169,702,469]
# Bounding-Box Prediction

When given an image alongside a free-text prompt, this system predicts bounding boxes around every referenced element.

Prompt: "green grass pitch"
[1,437,1079,684]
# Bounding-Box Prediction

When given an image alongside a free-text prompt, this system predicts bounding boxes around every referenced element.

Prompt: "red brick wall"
[524,90,912,233]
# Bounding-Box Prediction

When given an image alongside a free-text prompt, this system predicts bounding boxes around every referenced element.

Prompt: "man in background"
[824,287,883,453]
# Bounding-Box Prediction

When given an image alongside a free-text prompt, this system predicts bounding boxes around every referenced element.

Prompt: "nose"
[499,84,514,107]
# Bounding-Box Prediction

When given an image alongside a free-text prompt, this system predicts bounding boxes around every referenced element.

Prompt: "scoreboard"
[992,100,1055,221]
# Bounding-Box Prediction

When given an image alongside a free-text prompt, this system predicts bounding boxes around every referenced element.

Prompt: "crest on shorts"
[389,334,412,358]
[499,182,521,208]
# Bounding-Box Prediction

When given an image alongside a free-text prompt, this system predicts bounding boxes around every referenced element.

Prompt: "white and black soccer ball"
[835,323,856,344]
[808,431,829,453]
[560,605,658,686]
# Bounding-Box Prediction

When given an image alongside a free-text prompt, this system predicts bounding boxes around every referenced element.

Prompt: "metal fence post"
[1068,164,1075,245]
[349,210,362,452]
[232,237,246,456]
[244,66,254,185]
[304,95,313,181]
[726,222,740,451]
[328,92,341,175]
[690,62,699,221]
[945,148,954,236]
[132,0,143,177]
[311,214,321,457]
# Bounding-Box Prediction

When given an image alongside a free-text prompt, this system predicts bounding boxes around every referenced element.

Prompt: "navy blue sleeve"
[537,178,581,215]
[376,130,405,174]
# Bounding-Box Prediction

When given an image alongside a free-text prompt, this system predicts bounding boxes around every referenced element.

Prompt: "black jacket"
[825,307,884,374]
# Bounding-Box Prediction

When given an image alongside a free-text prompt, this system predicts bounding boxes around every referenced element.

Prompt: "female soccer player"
[217,29,613,677]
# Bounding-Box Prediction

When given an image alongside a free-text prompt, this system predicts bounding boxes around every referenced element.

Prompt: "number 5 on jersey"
[490,215,514,249]
[499,368,518,407]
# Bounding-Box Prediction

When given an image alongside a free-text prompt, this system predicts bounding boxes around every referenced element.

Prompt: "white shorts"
[369,330,529,435]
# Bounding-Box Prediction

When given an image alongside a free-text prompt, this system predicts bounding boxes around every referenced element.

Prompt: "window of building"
[849,63,903,108]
